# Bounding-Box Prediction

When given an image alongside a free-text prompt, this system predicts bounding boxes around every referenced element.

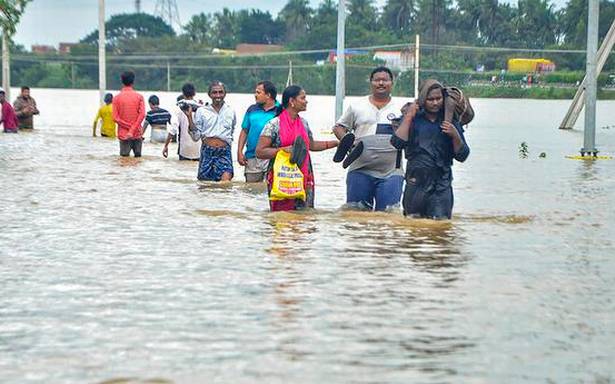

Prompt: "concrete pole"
[71,62,76,88]
[167,60,171,91]
[582,0,599,155]
[414,35,420,100]
[335,0,346,121]
[2,31,11,101]
[98,0,106,105]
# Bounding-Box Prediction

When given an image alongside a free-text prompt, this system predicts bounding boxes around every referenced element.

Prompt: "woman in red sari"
[256,85,338,211]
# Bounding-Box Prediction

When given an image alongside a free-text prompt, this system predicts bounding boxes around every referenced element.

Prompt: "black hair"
[257,80,277,101]
[120,71,135,86]
[21,86,30,91]
[208,80,226,94]
[181,83,196,98]
[281,85,303,110]
[104,93,113,104]
[176,94,185,102]
[370,66,394,82]
[148,95,160,105]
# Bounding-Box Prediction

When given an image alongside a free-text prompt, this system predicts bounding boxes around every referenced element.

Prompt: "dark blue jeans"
[346,170,403,211]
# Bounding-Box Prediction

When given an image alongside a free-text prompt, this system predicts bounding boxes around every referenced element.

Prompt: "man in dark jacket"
[390,79,470,219]
[13,86,39,129]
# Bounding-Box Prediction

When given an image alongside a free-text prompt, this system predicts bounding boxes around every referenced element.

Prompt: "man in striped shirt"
[142,95,171,143]
[113,71,145,157]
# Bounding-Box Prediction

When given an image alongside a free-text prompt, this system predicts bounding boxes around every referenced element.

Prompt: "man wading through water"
[390,79,470,219]
[237,80,280,183]
[188,81,236,181]
[332,66,405,211]
[113,71,146,157]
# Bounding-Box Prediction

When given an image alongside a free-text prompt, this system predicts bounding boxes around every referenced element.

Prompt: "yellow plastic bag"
[269,150,306,201]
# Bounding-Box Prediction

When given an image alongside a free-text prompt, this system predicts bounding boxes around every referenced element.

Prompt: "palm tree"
[278,0,313,43]
[514,0,557,48]
[348,0,379,30]
[382,0,417,36]
[183,12,214,45]
[0,0,31,99]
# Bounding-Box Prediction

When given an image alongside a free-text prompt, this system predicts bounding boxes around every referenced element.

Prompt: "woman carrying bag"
[256,85,338,211]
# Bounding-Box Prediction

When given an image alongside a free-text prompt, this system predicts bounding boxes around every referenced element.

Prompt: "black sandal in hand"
[333,132,355,163]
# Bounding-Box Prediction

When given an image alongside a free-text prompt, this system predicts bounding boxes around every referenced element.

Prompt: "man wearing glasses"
[332,66,405,211]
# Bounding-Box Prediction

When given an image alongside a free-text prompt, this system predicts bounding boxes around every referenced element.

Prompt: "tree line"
[6,0,615,97]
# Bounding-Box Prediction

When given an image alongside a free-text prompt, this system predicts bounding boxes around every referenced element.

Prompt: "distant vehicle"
[507,58,555,73]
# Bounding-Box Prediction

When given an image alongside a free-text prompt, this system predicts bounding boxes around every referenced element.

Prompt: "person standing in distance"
[237,81,280,182]
[112,71,145,157]
[189,81,236,181]
[13,86,39,130]
[163,83,202,161]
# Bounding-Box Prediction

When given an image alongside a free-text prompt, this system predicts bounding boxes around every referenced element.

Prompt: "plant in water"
[519,142,529,159]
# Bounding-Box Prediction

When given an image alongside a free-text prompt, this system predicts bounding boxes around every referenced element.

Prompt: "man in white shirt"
[332,66,405,211]
[189,81,236,181]
[163,83,202,161]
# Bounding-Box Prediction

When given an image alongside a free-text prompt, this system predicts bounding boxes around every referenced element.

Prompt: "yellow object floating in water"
[566,155,613,160]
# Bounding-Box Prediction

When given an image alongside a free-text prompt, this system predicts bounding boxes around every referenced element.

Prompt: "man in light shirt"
[332,66,405,211]
[163,83,201,161]
[188,81,236,181]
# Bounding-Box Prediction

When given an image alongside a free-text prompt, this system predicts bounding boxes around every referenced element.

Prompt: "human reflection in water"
[332,214,476,377]
[335,211,469,287]
[116,156,143,167]
[264,212,319,361]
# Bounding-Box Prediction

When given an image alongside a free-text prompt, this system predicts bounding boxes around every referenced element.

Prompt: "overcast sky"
[15,0,383,48]
[15,0,565,49]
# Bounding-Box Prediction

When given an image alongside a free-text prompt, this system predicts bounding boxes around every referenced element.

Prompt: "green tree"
[211,8,240,48]
[382,0,418,37]
[348,0,379,30]
[558,0,615,47]
[278,0,313,43]
[183,12,214,45]
[1,0,31,98]
[81,13,175,46]
[289,0,337,50]
[415,0,454,44]
[237,9,283,44]
[514,0,557,48]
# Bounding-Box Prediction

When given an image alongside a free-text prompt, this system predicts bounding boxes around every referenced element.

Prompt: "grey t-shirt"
[336,96,404,178]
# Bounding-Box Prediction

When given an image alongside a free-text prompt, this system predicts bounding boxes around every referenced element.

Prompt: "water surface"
[1,89,615,383]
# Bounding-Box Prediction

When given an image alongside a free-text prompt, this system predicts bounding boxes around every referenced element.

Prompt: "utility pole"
[2,32,10,101]
[98,0,106,105]
[71,62,76,89]
[582,0,599,156]
[286,61,293,87]
[167,60,171,92]
[558,19,615,130]
[135,0,141,13]
[414,35,420,100]
[155,0,181,31]
[335,0,346,121]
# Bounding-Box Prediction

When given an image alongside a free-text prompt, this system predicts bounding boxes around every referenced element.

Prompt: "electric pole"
[155,0,181,31]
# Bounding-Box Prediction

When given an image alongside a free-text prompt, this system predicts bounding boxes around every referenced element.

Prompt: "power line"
[12,43,596,62]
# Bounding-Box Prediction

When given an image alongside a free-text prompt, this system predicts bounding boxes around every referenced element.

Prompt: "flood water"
[1,88,615,383]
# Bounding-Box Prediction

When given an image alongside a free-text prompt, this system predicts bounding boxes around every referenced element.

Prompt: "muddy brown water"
[1,89,615,383]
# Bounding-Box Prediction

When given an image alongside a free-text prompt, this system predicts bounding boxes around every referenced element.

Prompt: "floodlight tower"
[155,0,181,30]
